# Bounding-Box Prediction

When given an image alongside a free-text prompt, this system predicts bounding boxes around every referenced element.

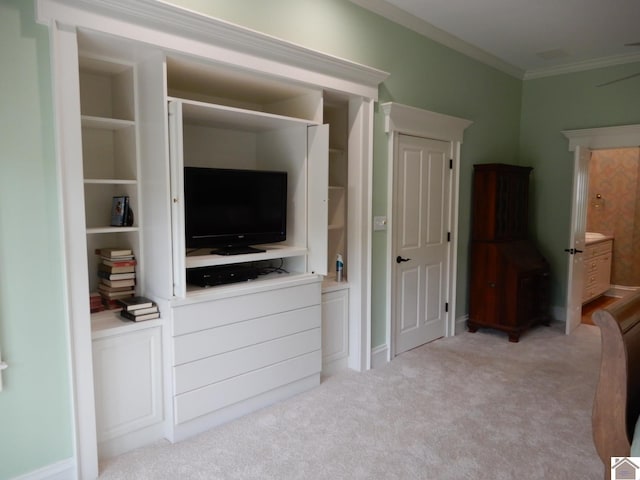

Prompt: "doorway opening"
[563,124,640,334]
[581,147,640,325]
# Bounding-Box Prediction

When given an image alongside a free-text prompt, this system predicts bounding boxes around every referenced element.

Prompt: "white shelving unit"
[322,102,350,374]
[79,56,142,300]
[39,2,387,476]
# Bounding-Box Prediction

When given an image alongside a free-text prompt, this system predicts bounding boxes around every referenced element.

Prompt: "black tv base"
[186,264,259,287]
[212,246,266,256]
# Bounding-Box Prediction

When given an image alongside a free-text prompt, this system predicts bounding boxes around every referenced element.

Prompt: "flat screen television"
[184,166,287,255]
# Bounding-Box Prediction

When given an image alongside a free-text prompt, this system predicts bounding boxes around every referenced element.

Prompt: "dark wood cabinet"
[468,164,550,342]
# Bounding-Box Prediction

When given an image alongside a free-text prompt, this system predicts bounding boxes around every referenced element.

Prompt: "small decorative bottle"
[336,253,343,282]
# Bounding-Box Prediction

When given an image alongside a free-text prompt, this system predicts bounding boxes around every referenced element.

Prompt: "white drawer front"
[174,350,321,424]
[174,328,320,394]
[173,305,320,365]
[172,282,321,336]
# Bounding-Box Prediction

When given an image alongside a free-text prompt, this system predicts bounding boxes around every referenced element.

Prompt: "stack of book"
[118,296,160,322]
[89,291,104,313]
[96,247,137,308]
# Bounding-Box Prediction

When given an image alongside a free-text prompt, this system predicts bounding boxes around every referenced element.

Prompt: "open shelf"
[185,245,307,269]
[91,309,163,339]
[173,97,318,132]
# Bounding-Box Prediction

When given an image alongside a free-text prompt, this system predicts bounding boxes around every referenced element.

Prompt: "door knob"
[396,256,410,263]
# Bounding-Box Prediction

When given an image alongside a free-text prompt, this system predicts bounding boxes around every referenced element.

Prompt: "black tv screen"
[184,167,287,254]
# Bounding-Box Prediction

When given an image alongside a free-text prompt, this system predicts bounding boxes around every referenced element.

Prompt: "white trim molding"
[525,51,640,80]
[11,458,76,480]
[381,102,473,142]
[36,0,389,100]
[562,124,640,151]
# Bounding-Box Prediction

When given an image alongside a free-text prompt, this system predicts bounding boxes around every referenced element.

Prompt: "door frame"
[381,103,472,362]
[562,124,640,333]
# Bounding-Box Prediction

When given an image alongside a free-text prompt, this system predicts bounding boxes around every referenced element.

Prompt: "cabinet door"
[322,289,349,367]
[168,100,187,297]
[307,124,329,275]
[92,327,163,443]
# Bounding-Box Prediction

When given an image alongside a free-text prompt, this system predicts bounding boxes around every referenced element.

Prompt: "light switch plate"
[373,216,387,231]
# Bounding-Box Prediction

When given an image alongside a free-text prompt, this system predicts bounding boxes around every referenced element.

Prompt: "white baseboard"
[370,344,388,369]
[454,314,468,335]
[11,458,76,480]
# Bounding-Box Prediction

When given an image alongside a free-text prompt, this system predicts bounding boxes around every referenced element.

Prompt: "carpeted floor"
[99,323,603,479]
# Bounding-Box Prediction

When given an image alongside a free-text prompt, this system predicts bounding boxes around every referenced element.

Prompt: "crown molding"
[36,0,389,99]
[349,0,524,80]
[525,51,640,80]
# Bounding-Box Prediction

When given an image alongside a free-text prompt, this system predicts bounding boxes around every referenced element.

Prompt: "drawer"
[172,282,321,336]
[173,304,321,365]
[174,328,320,394]
[585,258,599,273]
[174,350,321,424]
[585,240,612,258]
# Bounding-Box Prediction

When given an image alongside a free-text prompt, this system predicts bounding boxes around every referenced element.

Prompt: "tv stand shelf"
[185,245,307,269]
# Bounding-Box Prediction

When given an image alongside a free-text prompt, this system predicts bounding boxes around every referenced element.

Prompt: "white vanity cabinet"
[583,239,613,303]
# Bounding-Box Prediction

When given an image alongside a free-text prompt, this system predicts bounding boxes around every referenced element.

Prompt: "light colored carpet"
[99,323,603,479]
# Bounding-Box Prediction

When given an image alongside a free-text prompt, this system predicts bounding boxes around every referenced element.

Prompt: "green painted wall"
[519,62,640,308]
[0,1,74,478]
[166,0,523,346]
[5,1,637,476]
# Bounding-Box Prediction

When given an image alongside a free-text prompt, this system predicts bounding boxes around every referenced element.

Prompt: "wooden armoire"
[468,163,550,342]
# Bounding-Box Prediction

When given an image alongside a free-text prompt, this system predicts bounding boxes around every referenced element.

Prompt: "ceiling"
[350,0,640,79]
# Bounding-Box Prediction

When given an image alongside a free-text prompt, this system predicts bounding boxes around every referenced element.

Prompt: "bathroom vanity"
[583,233,614,303]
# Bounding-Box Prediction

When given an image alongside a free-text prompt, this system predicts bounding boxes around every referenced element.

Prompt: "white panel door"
[566,146,591,333]
[394,135,450,355]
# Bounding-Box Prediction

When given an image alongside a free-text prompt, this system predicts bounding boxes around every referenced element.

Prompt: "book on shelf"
[100,278,135,288]
[95,247,133,258]
[117,296,155,311]
[103,297,129,310]
[101,258,137,267]
[123,305,158,316]
[97,270,136,281]
[90,291,104,313]
[98,263,135,274]
[98,288,136,300]
[98,283,135,293]
[120,309,160,322]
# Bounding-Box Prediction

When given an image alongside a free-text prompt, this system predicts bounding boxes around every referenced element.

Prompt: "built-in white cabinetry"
[321,101,350,376]
[170,279,321,440]
[583,239,613,303]
[166,93,328,298]
[79,55,142,309]
[91,323,163,458]
[77,51,167,456]
[163,58,327,438]
[39,1,387,477]
[321,287,349,375]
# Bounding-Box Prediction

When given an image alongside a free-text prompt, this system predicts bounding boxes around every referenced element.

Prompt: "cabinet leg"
[508,333,520,343]
[468,324,478,333]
